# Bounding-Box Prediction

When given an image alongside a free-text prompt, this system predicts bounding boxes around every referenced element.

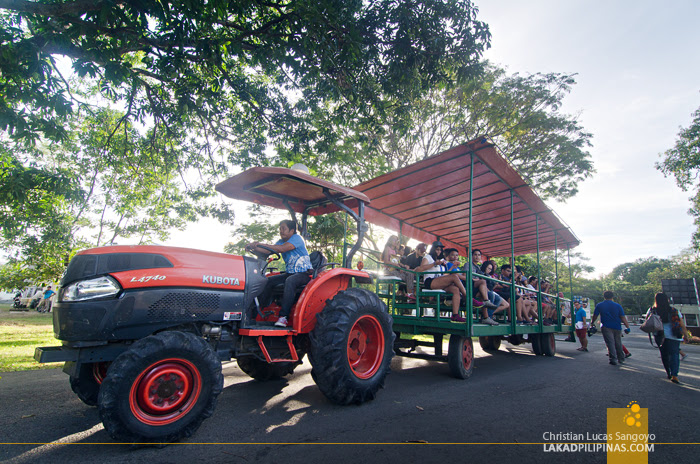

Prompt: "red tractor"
[36,167,394,443]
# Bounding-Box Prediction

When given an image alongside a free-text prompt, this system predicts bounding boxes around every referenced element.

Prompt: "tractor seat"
[271,251,336,294]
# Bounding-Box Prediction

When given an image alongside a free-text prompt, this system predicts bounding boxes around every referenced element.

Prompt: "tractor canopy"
[216,166,371,266]
[216,166,370,216]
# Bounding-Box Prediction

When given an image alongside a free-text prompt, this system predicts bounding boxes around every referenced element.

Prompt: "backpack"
[670,307,683,339]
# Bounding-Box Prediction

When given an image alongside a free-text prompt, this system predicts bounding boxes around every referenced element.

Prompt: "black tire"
[309,287,394,405]
[506,334,523,346]
[69,362,110,406]
[478,336,501,352]
[98,331,223,444]
[237,353,305,381]
[541,333,556,357]
[531,333,543,356]
[448,335,474,379]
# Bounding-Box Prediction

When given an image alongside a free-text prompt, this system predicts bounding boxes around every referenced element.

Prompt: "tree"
[295,63,594,201]
[0,0,491,147]
[0,141,81,284]
[0,101,239,287]
[657,102,700,248]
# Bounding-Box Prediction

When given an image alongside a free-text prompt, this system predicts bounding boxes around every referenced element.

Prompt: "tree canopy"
[0,0,491,286]
[0,0,491,146]
[295,63,594,201]
[657,102,700,248]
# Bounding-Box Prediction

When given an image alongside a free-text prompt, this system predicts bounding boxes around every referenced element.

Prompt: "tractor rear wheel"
[98,331,223,444]
[70,362,110,406]
[237,353,304,381]
[309,287,394,405]
[448,335,474,379]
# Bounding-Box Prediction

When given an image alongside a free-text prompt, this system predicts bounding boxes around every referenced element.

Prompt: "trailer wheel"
[237,353,304,381]
[69,362,110,406]
[541,333,556,357]
[530,333,543,356]
[448,335,474,379]
[506,334,523,346]
[309,287,394,405]
[98,331,223,444]
[478,336,501,352]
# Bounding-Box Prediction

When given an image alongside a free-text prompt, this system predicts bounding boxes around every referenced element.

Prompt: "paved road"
[1,330,698,464]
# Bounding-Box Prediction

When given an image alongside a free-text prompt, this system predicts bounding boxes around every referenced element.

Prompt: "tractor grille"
[148,292,220,320]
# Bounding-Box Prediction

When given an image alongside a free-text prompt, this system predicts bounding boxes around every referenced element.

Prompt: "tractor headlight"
[61,276,121,302]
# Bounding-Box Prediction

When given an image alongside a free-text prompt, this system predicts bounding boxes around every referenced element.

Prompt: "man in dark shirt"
[404,243,427,270]
[494,264,527,323]
[590,291,630,365]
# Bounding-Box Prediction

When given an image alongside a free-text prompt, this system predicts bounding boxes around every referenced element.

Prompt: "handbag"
[640,309,662,334]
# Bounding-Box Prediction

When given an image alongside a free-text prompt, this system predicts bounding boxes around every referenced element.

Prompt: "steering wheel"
[246,244,281,273]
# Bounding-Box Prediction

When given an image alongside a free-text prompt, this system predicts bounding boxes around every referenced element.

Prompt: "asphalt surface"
[1,329,698,464]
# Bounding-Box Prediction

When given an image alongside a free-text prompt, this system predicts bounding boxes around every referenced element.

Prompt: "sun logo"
[623,401,643,427]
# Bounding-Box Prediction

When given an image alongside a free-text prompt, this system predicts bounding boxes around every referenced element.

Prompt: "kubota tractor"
[35,167,394,444]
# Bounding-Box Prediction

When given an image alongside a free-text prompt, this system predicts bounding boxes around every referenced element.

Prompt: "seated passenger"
[494,264,527,324]
[515,267,537,324]
[468,250,500,324]
[444,248,487,309]
[480,260,510,321]
[246,219,312,328]
[442,248,497,325]
[539,279,557,325]
[400,245,413,266]
[404,243,427,270]
[381,235,417,297]
[526,276,554,325]
[419,241,468,322]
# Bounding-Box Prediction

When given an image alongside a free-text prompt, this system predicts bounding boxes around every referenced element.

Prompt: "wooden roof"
[353,138,580,257]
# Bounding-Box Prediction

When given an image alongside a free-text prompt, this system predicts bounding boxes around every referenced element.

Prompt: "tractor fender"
[292,268,372,333]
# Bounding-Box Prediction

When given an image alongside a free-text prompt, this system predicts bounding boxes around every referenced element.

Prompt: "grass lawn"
[0,303,62,372]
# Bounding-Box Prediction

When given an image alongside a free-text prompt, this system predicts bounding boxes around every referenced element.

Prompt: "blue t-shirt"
[276,234,312,273]
[575,308,586,324]
[43,289,55,300]
[594,300,625,330]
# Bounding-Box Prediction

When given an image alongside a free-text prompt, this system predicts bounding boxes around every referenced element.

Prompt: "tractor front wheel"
[309,288,394,405]
[98,331,223,444]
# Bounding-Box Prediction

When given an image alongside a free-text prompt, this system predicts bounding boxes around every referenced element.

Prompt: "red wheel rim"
[92,362,110,385]
[129,358,202,426]
[461,338,474,371]
[347,315,385,379]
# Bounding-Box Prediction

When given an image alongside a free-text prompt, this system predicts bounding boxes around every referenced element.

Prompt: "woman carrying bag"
[646,292,692,384]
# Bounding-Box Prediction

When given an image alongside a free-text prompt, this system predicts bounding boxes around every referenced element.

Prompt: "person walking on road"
[646,292,692,384]
[590,291,630,366]
[574,300,588,351]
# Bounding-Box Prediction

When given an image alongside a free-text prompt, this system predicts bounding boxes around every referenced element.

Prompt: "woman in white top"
[418,241,468,322]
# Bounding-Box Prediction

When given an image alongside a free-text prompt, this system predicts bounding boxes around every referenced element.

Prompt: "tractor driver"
[246,219,313,328]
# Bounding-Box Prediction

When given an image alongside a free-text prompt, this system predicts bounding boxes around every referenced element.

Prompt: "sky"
[167,0,700,277]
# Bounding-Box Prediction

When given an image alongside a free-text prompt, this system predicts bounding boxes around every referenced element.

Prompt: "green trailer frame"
[345,138,581,373]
